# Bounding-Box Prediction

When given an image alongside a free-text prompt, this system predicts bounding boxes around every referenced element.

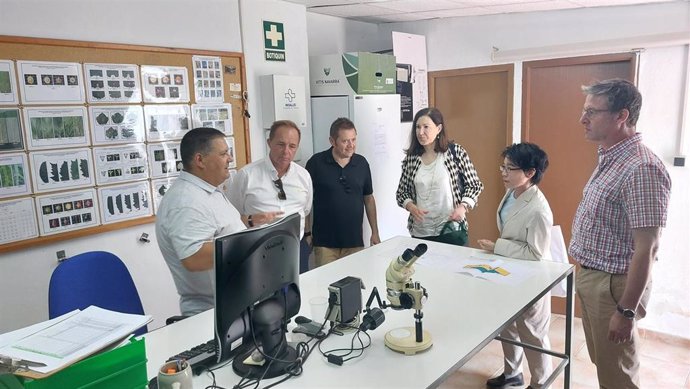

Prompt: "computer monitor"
[213,212,301,379]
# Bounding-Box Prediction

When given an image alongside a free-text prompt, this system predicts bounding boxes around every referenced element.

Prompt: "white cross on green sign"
[263,21,285,62]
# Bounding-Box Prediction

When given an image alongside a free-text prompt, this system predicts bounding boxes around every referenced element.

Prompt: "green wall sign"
[263,21,285,62]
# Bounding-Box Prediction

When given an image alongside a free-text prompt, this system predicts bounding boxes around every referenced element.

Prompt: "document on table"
[0,305,151,375]
[418,250,535,286]
[0,311,79,349]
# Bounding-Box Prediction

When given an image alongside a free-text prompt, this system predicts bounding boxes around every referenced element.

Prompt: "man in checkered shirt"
[569,79,671,389]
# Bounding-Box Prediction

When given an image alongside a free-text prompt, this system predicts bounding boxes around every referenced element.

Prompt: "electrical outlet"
[56,250,67,262]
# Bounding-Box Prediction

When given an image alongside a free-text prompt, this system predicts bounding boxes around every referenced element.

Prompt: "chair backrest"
[48,251,148,336]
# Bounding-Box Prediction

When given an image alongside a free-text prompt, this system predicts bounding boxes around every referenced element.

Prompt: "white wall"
[306,13,390,55]
[637,45,690,338]
[0,0,242,51]
[309,2,690,338]
[240,0,314,162]
[377,2,690,70]
[0,0,243,333]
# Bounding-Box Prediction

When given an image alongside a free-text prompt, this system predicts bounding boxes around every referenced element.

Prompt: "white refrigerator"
[310,94,409,243]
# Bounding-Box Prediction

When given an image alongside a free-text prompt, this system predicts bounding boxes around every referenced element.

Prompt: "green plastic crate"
[20,337,147,389]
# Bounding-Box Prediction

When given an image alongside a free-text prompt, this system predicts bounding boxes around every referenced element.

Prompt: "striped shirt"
[569,133,671,274]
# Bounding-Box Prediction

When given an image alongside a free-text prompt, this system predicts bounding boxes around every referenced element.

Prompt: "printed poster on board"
[85,63,142,104]
[141,65,190,103]
[17,60,85,105]
[0,60,19,104]
[23,106,90,150]
[0,197,38,244]
[35,188,100,236]
[192,56,224,103]
[89,105,145,145]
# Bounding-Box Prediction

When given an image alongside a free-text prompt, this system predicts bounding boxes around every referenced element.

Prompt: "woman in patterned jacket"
[395,107,483,244]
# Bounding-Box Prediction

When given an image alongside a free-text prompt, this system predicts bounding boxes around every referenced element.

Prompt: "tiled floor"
[439,314,690,388]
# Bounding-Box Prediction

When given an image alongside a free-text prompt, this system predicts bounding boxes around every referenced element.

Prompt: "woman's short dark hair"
[180,127,226,170]
[502,143,549,185]
[406,107,449,156]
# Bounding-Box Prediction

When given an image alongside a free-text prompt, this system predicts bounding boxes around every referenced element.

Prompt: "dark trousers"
[299,238,311,274]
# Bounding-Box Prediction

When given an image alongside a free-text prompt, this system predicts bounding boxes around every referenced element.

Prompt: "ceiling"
[282,0,684,24]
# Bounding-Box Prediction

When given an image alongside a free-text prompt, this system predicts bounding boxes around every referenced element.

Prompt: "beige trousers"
[501,294,553,388]
[577,267,652,389]
[313,246,363,268]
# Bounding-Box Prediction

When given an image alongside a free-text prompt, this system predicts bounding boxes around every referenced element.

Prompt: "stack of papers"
[0,306,151,377]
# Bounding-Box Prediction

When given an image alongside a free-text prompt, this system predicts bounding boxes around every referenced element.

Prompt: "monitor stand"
[232,343,297,379]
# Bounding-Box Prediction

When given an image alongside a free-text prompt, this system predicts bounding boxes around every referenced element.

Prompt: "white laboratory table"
[143,236,574,388]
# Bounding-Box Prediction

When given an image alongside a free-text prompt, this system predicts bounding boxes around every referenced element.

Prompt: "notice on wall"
[30,148,94,193]
[0,197,38,244]
[191,103,233,135]
[393,32,429,122]
[89,105,146,145]
[98,181,152,224]
[0,108,24,152]
[0,153,31,199]
[35,189,99,236]
[85,63,142,104]
[141,65,190,103]
[24,106,90,150]
[0,60,19,104]
[93,144,149,185]
[192,56,224,103]
[17,60,85,105]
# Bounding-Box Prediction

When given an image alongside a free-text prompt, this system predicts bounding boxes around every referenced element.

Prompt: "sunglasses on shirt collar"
[273,178,287,200]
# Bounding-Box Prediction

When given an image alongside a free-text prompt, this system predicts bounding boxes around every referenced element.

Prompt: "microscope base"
[384,327,433,355]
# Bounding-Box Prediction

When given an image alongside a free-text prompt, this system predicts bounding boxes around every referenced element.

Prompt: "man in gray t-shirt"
[156,128,245,316]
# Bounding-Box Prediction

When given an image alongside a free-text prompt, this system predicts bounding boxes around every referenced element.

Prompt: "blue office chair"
[48,251,148,336]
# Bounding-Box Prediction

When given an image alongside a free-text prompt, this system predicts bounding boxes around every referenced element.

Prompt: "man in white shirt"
[226,120,313,273]
[156,127,245,316]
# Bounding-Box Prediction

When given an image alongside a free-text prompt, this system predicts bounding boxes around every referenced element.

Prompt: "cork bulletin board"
[0,35,250,253]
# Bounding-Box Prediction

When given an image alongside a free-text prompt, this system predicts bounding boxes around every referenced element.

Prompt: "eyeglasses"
[499,165,523,174]
[338,175,351,194]
[581,108,610,118]
[273,178,286,200]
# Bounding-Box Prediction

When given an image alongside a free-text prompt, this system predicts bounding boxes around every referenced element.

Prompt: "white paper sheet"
[0,306,151,374]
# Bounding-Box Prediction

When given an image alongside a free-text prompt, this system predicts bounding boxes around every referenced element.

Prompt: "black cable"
[317,321,372,366]
[204,298,340,388]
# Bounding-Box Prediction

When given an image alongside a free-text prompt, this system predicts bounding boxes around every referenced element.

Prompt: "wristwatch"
[616,304,636,320]
[247,215,254,227]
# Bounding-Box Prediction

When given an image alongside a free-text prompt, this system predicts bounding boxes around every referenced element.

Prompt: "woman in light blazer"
[478,143,553,389]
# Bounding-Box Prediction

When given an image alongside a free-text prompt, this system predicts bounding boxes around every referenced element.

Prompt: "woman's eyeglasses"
[273,178,287,200]
[338,175,351,194]
[499,165,523,174]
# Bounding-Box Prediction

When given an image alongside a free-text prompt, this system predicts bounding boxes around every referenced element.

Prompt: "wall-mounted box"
[310,52,396,96]
[260,74,307,129]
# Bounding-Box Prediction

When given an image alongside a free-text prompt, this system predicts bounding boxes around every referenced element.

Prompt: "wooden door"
[522,53,636,315]
[429,64,513,246]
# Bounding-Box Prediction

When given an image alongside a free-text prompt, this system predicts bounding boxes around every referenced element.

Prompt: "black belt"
[580,264,625,275]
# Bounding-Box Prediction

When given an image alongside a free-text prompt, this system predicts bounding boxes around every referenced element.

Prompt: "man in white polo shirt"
[226,120,313,273]
[156,127,245,316]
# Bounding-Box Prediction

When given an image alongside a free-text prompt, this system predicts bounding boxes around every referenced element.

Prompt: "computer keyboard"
[167,339,217,375]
